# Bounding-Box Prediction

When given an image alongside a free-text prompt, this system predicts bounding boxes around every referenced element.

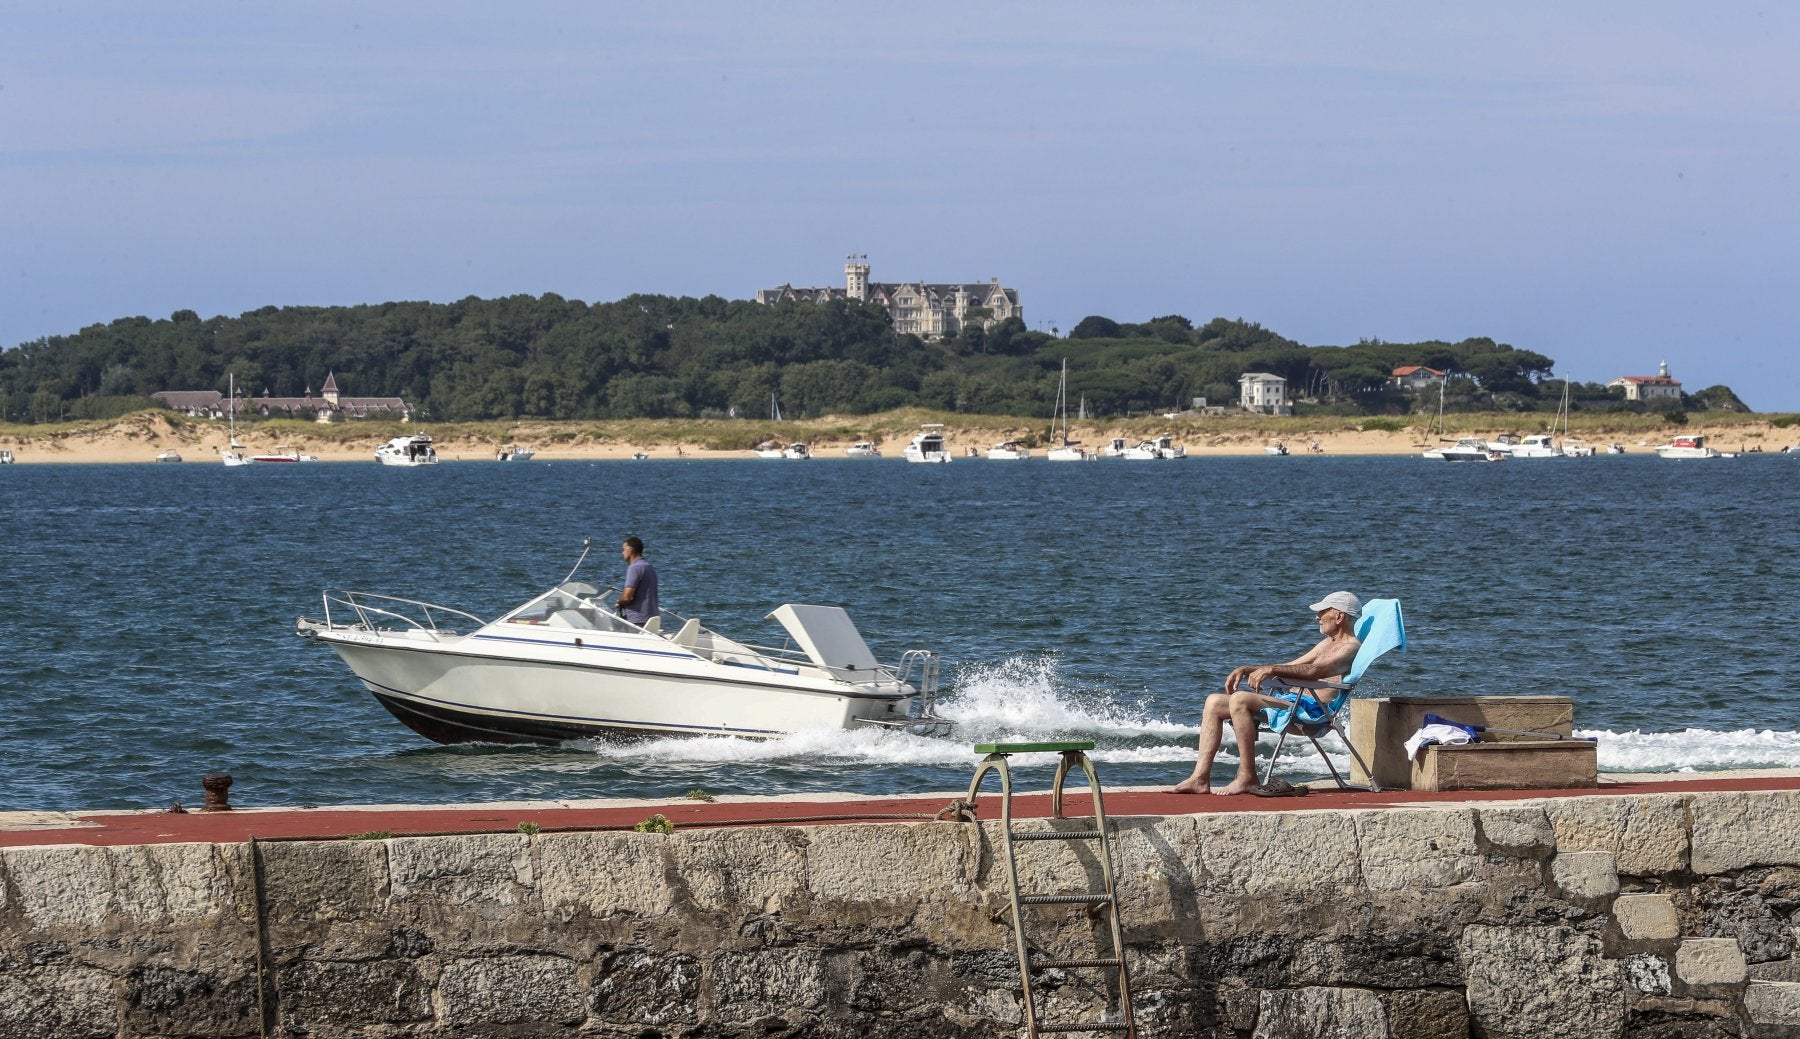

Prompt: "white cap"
[1309,591,1362,618]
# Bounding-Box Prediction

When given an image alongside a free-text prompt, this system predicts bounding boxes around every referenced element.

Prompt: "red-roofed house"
[1388,366,1446,392]
[1607,361,1683,402]
[152,372,411,423]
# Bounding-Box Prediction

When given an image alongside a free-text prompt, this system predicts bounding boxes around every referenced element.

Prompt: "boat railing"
[319,590,487,635]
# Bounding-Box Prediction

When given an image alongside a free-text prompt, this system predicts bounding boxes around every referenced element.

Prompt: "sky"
[4,3,1798,408]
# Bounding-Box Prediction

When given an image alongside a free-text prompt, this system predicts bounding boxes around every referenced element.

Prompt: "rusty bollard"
[201,773,234,812]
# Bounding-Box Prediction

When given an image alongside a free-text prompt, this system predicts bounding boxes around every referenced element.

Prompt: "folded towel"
[1405,723,1476,761]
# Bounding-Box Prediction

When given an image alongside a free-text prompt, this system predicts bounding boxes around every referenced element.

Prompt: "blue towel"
[1345,598,1406,684]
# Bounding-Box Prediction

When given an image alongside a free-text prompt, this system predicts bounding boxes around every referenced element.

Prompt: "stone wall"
[7,790,1800,1038]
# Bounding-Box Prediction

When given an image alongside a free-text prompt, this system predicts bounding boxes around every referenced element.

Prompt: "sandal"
[1251,778,1309,798]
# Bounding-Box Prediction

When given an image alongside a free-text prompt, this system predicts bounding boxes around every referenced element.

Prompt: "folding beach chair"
[1255,598,1406,793]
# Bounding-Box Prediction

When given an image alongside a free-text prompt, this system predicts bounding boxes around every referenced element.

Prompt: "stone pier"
[7,787,1800,1037]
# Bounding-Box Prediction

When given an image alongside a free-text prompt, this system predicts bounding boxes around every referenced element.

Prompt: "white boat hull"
[320,630,916,743]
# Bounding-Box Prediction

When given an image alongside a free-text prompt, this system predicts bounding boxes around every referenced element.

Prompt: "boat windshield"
[500,585,636,633]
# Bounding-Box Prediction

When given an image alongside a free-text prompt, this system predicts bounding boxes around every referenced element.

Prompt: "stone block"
[1460,924,1624,1038]
[122,964,262,1037]
[1551,850,1620,900]
[0,967,115,1039]
[806,821,978,901]
[279,958,431,1028]
[1614,893,1680,940]
[536,830,676,921]
[672,826,807,917]
[1676,938,1748,987]
[1194,810,1360,898]
[254,838,390,926]
[1625,954,1672,994]
[1382,988,1470,1039]
[436,954,584,1027]
[1746,981,1800,1026]
[1691,791,1800,875]
[1,846,116,930]
[386,832,534,908]
[589,948,701,1027]
[1413,742,1596,792]
[709,947,827,1017]
[1541,794,1690,875]
[1474,806,1555,855]
[109,843,240,925]
[1354,807,1482,892]
[1349,695,1575,789]
[1252,985,1387,1038]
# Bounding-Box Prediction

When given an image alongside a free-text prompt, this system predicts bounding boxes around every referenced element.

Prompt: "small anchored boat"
[297,544,950,744]
[376,435,438,466]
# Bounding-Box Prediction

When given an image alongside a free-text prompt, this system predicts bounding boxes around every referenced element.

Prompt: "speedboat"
[1562,439,1597,458]
[845,441,881,458]
[154,450,183,463]
[1046,441,1093,461]
[1265,441,1290,456]
[376,435,438,466]
[296,547,950,744]
[0,450,13,464]
[903,424,951,463]
[496,445,535,462]
[782,442,811,460]
[1122,436,1185,460]
[1506,434,1563,459]
[985,441,1030,460]
[1101,437,1131,458]
[1655,434,1733,459]
[1424,437,1498,461]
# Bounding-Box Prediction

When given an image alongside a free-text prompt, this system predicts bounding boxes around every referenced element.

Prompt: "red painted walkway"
[6,774,1799,848]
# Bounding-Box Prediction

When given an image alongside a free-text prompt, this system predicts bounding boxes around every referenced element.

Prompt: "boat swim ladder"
[954,741,1137,1037]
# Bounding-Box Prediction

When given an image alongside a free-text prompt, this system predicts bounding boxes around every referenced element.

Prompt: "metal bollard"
[201,773,234,812]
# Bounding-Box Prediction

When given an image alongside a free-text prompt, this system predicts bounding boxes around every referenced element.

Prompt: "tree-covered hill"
[0,293,1736,424]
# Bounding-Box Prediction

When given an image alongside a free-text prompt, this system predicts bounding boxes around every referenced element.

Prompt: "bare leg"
[1217,691,1266,794]
[1169,692,1230,793]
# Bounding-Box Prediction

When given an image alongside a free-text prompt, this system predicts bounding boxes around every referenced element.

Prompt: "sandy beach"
[0,411,1793,463]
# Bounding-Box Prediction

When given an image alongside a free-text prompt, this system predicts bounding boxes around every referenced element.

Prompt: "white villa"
[756,256,1021,338]
[1608,361,1684,402]
[1240,372,1290,415]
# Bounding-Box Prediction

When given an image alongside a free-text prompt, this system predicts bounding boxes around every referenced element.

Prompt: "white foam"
[1582,727,1800,773]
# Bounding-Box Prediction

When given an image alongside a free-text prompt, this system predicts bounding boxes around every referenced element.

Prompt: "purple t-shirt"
[622,558,659,625]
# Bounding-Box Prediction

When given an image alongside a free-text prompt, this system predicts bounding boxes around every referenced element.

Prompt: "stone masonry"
[6,789,1800,1037]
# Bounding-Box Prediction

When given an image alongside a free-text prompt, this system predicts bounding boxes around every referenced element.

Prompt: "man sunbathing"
[1169,591,1363,795]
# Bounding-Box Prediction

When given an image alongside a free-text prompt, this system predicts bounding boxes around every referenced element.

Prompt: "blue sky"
[4,3,1797,408]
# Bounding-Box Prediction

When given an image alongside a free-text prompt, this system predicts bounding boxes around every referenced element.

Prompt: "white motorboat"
[1506,434,1563,459]
[1606,442,1628,455]
[496,445,535,462]
[845,441,881,458]
[985,441,1030,460]
[1562,439,1597,458]
[1655,434,1733,460]
[1424,437,1501,461]
[1101,437,1131,458]
[903,424,951,463]
[1265,440,1290,456]
[782,442,811,460]
[376,435,439,466]
[154,450,183,463]
[0,450,13,464]
[754,441,810,459]
[1122,435,1186,460]
[296,548,950,744]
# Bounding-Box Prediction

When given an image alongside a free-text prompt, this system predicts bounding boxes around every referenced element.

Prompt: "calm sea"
[3,452,1798,812]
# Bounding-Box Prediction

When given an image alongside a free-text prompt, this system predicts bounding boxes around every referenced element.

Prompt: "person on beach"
[1169,591,1363,795]
[615,536,660,627]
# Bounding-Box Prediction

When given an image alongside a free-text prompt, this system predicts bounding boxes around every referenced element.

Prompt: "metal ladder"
[959,741,1137,1038]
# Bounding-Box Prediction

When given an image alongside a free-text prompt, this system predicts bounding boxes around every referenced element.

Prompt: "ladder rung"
[1019,893,1111,906]
[1011,829,1104,841]
[1030,956,1122,970]
[1035,1023,1131,1033]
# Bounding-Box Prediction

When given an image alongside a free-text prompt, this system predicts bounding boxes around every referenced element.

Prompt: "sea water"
[1,453,1796,811]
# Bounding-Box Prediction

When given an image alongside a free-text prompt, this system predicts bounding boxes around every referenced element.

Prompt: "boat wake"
[579,654,1192,768]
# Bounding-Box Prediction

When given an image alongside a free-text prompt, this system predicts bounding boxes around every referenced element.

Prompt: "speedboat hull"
[329,635,908,743]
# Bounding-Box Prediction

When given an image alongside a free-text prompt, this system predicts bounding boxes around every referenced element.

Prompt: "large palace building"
[756,256,1021,338]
